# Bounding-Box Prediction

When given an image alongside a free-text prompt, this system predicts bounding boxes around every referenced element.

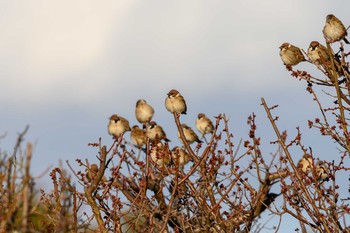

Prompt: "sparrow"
[146,121,171,142]
[316,161,329,181]
[279,43,306,66]
[171,146,191,166]
[120,207,148,233]
[135,99,154,124]
[150,141,171,167]
[86,164,107,184]
[178,123,202,144]
[130,125,147,148]
[307,41,331,66]
[297,154,313,173]
[108,114,131,138]
[86,163,99,181]
[165,89,187,115]
[290,193,301,206]
[323,14,350,44]
[308,41,343,79]
[196,113,214,135]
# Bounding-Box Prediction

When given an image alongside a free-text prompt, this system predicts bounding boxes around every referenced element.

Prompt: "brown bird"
[120,207,148,233]
[86,164,107,184]
[135,99,154,123]
[279,43,306,66]
[307,41,331,65]
[171,147,191,166]
[146,121,170,142]
[178,123,202,144]
[130,125,147,148]
[108,114,131,138]
[196,113,214,136]
[316,161,329,181]
[323,14,349,44]
[308,41,342,79]
[165,89,187,115]
[297,154,313,173]
[150,141,171,167]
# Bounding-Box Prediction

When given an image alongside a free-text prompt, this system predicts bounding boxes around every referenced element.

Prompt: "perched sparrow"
[297,154,313,173]
[279,43,306,66]
[307,41,331,65]
[290,193,301,206]
[171,147,191,166]
[316,161,329,181]
[146,121,170,142]
[108,114,131,138]
[130,125,147,148]
[308,41,343,78]
[86,164,107,184]
[323,14,349,44]
[120,207,148,233]
[165,89,187,115]
[86,164,99,182]
[196,113,214,135]
[178,124,202,144]
[135,99,154,123]
[150,141,171,167]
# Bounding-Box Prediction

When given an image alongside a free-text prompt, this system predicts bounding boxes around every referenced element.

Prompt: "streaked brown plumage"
[86,164,107,184]
[297,154,313,173]
[146,121,170,142]
[307,41,330,65]
[130,125,147,148]
[135,99,154,123]
[165,89,187,115]
[171,147,191,166]
[150,141,171,167]
[178,123,202,144]
[307,40,342,78]
[108,114,131,138]
[279,43,306,66]
[316,161,329,181]
[196,113,214,135]
[323,14,349,44]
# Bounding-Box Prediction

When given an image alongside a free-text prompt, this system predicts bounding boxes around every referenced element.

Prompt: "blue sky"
[0,1,349,231]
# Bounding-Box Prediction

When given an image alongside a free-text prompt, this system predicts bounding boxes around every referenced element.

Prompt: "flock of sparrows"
[106,89,331,179]
[279,14,349,69]
[279,14,345,182]
[107,89,214,167]
[105,13,343,174]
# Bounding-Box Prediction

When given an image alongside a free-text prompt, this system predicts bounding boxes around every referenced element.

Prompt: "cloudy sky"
[0,0,349,230]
